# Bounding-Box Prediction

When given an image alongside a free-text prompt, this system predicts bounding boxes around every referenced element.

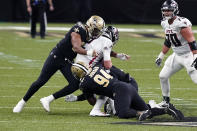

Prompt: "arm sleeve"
[103,40,113,61]
[70,24,87,42]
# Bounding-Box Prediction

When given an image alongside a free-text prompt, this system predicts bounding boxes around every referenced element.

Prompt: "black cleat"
[166,103,184,120]
[139,110,152,121]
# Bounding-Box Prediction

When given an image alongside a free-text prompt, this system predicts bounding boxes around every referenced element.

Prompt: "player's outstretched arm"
[111,51,130,60]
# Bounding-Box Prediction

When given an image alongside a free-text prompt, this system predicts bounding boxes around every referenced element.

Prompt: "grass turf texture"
[0,23,197,130]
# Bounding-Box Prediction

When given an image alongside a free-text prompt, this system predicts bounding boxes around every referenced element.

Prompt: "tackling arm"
[111,51,130,60]
[71,32,97,57]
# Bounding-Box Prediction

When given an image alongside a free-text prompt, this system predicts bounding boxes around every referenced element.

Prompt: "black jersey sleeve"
[164,38,171,48]
[70,23,88,42]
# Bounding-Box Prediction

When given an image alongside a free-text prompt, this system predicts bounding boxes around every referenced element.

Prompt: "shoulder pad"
[76,22,86,30]
[176,16,192,28]
[102,32,111,40]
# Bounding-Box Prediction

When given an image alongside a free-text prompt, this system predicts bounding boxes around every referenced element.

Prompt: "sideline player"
[155,0,197,107]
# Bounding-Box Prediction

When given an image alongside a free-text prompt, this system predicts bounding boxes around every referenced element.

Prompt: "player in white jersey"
[75,26,129,68]
[155,0,197,107]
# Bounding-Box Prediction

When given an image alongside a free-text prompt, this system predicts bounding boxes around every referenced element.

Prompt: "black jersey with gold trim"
[56,22,88,61]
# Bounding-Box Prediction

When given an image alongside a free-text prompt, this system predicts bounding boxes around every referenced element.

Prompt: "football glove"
[191,57,197,69]
[155,57,162,67]
[65,94,77,102]
[116,53,130,60]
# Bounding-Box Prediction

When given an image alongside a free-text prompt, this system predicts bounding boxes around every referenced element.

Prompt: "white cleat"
[89,109,110,117]
[40,97,50,112]
[158,101,169,108]
[13,99,26,113]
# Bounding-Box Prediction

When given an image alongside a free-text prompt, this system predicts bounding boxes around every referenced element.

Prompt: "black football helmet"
[161,0,179,20]
[105,26,119,45]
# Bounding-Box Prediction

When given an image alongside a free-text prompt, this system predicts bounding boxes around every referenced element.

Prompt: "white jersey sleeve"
[177,17,192,28]
[103,39,113,61]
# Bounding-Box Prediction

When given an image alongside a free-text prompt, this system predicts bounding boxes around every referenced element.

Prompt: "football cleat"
[40,97,50,112]
[158,101,169,108]
[139,110,152,121]
[149,100,163,108]
[65,94,78,102]
[104,98,116,115]
[13,99,26,113]
[104,101,112,114]
[165,103,184,120]
[89,109,110,117]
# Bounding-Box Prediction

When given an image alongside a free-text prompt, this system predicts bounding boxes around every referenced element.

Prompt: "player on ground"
[155,0,197,107]
[13,15,105,113]
[71,62,184,120]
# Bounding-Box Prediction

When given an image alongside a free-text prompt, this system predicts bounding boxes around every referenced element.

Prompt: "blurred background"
[0,0,197,24]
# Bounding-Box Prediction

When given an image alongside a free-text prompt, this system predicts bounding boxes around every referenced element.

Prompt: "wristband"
[158,52,165,59]
[87,50,93,56]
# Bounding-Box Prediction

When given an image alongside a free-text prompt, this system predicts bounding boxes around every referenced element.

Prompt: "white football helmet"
[161,0,179,20]
[86,15,105,39]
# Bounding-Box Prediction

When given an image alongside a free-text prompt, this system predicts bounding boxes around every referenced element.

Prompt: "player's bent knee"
[159,75,168,82]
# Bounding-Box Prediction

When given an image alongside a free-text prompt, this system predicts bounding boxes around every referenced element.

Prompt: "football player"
[77,26,135,117]
[71,62,184,120]
[13,15,105,113]
[40,26,133,116]
[155,0,197,107]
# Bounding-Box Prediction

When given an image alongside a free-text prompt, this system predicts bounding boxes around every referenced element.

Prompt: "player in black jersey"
[13,15,105,113]
[71,62,184,120]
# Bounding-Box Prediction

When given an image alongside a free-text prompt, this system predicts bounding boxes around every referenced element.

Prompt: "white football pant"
[159,52,197,97]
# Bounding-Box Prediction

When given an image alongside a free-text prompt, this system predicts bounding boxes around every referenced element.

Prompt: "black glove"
[155,57,162,67]
[191,57,197,69]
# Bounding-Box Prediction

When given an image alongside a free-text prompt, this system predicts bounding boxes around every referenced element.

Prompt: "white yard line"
[1,26,197,33]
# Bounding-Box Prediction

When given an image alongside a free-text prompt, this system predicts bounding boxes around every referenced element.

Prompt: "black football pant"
[23,48,79,101]
[31,5,46,38]
[110,66,138,91]
[113,81,148,118]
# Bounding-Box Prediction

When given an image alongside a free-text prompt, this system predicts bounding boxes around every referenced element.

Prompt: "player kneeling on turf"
[70,62,184,121]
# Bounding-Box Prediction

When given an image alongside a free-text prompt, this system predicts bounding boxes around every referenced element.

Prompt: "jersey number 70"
[166,33,181,47]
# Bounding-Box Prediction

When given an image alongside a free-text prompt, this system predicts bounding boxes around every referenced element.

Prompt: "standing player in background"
[26,0,54,39]
[155,0,197,107]
[13,15,105,113]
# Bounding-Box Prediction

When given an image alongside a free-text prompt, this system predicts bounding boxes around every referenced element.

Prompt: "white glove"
[65,94,77,102]
[116,53,130,60]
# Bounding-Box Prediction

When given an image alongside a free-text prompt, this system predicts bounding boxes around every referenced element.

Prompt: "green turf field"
[0,23,197,130]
